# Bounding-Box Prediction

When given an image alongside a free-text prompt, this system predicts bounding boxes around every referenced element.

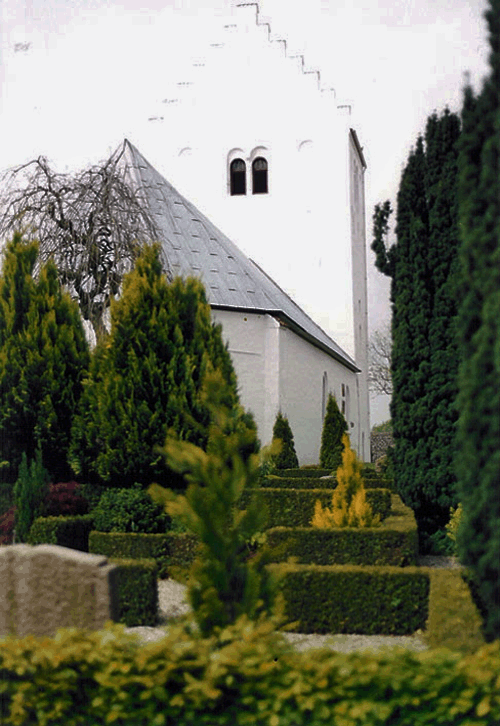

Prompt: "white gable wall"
[212,308,362,463]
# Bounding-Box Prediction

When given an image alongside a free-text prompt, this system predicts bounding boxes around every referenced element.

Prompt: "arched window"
[230,158,246,195]
[252,157,268,194]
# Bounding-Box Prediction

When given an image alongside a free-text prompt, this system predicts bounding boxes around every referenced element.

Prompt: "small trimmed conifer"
[13,450,49,542]
[271,412,299,469]
[312,434,380,528]
[149,371,280,636]
[319,393,348,470]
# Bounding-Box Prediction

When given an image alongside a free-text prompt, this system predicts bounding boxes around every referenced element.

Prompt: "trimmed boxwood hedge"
[27,515,94,552]
[272,469,333,478]
[264,493,417,566]
[241,487,392,527]
[109,557,159,627]
[273,563,430,635]
[262,475,336,490]
[89,531,200,578]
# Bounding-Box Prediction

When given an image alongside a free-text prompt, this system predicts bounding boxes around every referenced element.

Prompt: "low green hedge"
[27,515,94,552]
[425,568,485,654]
[1,618,498,726]
[241,487,391,527]
[262,475,336,489]
[109,557,159,627]
[89,531,200,578]
[272,468,333,478]
[265,495,417,566]
[272,563,430,634]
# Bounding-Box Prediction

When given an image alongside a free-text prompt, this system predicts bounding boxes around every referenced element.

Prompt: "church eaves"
[117,139,359,372]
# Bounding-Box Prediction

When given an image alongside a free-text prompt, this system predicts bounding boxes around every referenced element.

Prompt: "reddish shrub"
[41,481,89,517]
[0,505,16,545]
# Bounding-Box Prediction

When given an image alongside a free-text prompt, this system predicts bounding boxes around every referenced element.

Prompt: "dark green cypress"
[70,243,240,488]
[372,111,461,545]
[271,412,299,470]
[455,0,500,641]
[319,393,348,470]
[0,234,89,483]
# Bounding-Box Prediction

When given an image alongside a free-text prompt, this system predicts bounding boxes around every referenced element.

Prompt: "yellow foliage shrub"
[311,434,380,528]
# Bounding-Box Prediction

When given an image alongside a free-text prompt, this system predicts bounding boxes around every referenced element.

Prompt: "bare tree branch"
[0,145,167,339]
[369,323,393,396]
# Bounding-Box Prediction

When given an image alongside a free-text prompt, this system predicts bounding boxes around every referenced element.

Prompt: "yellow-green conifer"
[311,434,380,528]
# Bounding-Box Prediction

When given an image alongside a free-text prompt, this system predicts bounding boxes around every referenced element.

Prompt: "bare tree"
[369,323,392,396]
[0,143,166,339]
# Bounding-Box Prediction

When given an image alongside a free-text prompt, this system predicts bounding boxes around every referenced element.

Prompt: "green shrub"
[149,371,280,636]
[312,434,380,528]
[262,475,336,489]
[266,495,418,566]
[92,485,171,533]
[13,450,49,542]
[109,558,159,627]
[27,514,94,551]
[425,568,485,654]
[319,393,348,469]
[89,531,200,578]
[241,487,391,528]
[70,244,239,488]
[0,618,499,726]
[270,412,299,469]
[272,468,332,478]
[273,563,430,635]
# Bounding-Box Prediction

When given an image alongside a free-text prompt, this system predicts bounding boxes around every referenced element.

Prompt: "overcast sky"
[0,0,491,423]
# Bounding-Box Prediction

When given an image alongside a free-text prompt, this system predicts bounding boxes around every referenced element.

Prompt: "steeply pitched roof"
[118,139,358,372]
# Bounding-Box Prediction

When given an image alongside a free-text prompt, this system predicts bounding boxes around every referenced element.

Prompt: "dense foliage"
[312,434,380,528]
[319,393,348,470]
[0,234,89,483]
[40,481,88,517]
[455,0,500,641]
[149,372,279,636]
[0,621,498,726]
[372,109,461,545]
[13,450,49,543]
[270,412,299,469]
[70,244,239,488]
[92,486,170,533]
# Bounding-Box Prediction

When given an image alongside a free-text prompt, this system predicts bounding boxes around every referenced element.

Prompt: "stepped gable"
[117,139,358,372]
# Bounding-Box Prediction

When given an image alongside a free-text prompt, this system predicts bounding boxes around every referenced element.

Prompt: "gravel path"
[124,561,459,653]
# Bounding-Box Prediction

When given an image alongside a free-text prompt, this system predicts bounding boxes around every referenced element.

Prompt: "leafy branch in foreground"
[149,371,282,636]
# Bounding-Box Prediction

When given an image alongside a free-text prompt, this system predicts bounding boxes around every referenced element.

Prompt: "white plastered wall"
[212,308,363,463]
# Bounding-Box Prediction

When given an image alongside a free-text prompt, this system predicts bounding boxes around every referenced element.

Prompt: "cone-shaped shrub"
[70,244,239,488]
[13,450,49,542]
[319,393,348,470]
[271,412,299,469]
[312,434,380,528]
[149,371,280,636]
[0,234,89,483]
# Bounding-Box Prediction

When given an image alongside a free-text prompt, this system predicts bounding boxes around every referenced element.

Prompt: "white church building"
[117,1,371,463]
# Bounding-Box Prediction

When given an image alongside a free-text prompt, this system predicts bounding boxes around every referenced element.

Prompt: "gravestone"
[0,544,118,638]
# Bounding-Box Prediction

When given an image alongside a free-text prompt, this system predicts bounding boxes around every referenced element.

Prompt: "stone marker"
[0,544,118,638]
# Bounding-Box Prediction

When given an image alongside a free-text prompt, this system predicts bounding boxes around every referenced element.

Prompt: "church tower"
[131,1,370,459]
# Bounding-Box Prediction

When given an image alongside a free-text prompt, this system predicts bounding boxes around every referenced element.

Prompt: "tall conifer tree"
[455,0,500,641]
[372,110,461,544]
[70,244,240,487]
[0,234,89,483]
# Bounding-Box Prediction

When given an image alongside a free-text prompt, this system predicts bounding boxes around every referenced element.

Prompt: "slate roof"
[117,139,358,372]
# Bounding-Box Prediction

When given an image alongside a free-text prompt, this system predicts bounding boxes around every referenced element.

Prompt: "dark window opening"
[230,158,246,195]
[252,157,268,194]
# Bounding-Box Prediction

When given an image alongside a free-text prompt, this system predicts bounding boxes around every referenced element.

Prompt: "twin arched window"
[229,156,268,196]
